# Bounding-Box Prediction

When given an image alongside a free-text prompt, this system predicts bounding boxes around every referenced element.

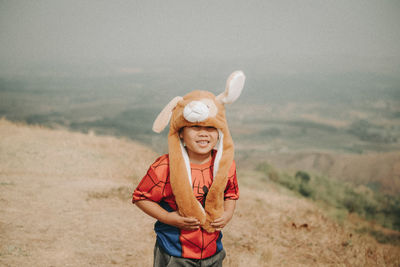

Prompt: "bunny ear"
[152,96,183,133]
[216,70,245,104]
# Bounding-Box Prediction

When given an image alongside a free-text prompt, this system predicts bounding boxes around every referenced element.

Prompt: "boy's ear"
[153,96,183,133]
[216,71,245,105]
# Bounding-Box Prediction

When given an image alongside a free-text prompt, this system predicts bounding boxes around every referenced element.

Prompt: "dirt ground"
[1,119,399,266]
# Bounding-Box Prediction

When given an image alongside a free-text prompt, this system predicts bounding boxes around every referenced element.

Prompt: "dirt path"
[1,119,399,266]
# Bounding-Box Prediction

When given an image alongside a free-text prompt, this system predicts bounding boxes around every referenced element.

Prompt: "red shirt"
[132,153,239,259]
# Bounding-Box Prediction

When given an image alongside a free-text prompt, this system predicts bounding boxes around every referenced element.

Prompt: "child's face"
[179,126,219,160]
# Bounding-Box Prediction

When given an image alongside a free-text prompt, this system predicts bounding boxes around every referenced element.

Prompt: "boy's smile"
[180,126,219,164]
[196,140,210,147]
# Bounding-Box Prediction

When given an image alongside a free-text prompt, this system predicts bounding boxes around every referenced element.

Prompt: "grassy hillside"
[237,150,400,196]
[1,119,399,266]
[254,162,400,233]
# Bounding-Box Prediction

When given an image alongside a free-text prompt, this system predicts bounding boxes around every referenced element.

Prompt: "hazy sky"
[1,0,399,76]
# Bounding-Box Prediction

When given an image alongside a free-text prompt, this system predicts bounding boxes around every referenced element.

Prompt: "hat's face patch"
[183,98,218,123]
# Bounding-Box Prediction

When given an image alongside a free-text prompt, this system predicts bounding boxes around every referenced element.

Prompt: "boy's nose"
[198,128,209,135]
[183,101,209,122]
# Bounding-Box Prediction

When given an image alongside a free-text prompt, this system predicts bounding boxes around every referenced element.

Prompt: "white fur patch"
[179,140,193,187]
[183,101,209,122]
[197,201,206,216]
[213,130,224,178]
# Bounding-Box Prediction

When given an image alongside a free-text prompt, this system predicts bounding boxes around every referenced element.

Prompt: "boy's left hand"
[210,199,236,231]
[210,211,233,231]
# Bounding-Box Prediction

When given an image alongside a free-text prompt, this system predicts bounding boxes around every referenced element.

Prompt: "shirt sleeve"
[224,160,239,200]
[132,160,167,204]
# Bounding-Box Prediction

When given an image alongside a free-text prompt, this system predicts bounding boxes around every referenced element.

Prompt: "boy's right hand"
[135,200,200,231]
[164,211,200,231]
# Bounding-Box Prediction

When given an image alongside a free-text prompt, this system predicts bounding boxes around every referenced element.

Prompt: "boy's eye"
[189,125,216,131]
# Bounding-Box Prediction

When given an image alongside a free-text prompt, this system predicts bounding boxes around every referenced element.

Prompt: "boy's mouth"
[196,140,209,146]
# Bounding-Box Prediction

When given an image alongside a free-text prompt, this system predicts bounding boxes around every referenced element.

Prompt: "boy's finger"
[212,217,223,223]
[184,217,199,222]
[210,221,223,227]
[183,217,200,224]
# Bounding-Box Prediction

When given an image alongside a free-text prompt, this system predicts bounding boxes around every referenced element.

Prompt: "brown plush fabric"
[168,91,234,232]
[152,71,245,233]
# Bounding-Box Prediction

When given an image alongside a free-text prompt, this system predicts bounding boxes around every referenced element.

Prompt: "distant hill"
[0,119,399,266]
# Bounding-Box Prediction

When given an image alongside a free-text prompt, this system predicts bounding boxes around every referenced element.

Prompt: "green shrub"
[299,182,313,198]
[255,161,400,231]
[295,171,311,183]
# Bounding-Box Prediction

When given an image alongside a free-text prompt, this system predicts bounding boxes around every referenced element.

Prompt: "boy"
[132,71,245,266]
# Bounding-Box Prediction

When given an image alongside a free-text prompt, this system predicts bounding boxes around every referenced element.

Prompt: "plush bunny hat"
[152,71,245,232]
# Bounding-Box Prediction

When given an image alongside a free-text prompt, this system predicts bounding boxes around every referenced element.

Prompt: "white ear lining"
[152,96,183,133]
[217,71,245,104]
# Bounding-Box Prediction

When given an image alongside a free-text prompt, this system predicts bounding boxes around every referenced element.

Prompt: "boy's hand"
[210,211,233,231]
[135,200,200,231]
[210,199,236,231]
[165,211,200,231]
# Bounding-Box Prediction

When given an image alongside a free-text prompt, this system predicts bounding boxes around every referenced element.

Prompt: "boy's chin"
[188,147,213,156]
[196,145,214,153]
[196,146,212,152]
[187,144,210,152]
[194,150,212,156]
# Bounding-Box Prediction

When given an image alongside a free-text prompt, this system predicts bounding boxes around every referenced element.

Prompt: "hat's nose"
[183,101,209,122]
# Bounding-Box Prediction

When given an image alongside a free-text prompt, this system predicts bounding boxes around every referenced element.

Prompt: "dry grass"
[224,184,400,266]
[0,118,157,266]
[0,118,399,266]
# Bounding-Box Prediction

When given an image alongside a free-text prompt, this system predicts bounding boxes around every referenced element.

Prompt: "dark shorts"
[153,242,226,267]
